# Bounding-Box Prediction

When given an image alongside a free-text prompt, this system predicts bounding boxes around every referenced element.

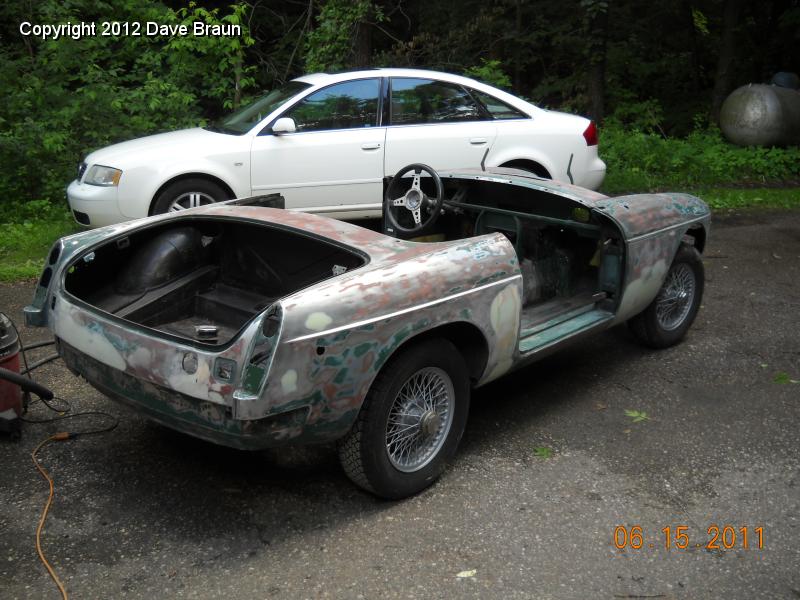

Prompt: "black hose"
[21,353,61,375]
[23,340,56,351]
[0,366,54,400]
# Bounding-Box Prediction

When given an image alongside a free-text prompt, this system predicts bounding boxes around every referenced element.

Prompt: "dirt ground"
[1,209,799,599]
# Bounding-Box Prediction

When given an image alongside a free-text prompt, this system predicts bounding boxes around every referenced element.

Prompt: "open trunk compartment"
[64,218,366,346]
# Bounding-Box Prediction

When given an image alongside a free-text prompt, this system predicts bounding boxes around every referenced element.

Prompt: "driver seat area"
[474,210,524,256]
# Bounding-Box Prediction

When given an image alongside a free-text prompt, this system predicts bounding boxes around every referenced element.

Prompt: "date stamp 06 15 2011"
[19,20,242,41]
[614,525,765,551]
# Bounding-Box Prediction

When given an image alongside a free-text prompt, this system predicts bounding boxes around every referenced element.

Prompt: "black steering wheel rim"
[384,163,444,235]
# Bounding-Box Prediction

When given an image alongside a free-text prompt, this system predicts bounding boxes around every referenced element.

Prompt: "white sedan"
[67,68,606,227]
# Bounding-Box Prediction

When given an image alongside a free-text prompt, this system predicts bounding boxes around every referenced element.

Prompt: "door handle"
[469,138,488,145]
[361,142,381,150]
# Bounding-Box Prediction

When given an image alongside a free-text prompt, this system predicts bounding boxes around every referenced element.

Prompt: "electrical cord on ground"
[4,315,119,598]
[22,409,118,430]
[29,413,119,600]
[38,395,72,414]
[32,433,71,600]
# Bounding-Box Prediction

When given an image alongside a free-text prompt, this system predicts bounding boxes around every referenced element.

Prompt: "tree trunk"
[683,0,701,94]
[513,0,522,92]
[354,20,372,68]
[711,0,744,123]
[586,3,609,122]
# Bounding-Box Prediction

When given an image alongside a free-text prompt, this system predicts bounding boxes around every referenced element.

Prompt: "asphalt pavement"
[1,209,798,599]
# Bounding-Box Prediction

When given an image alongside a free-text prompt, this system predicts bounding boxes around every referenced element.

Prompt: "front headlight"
[84,165,122,187]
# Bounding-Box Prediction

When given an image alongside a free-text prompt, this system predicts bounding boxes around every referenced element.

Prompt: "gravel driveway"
[1,209,798,599]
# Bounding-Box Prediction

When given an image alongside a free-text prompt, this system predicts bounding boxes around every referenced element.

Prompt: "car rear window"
[468,88,527,120]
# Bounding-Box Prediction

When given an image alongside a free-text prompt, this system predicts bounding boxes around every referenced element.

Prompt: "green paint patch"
[321,348,350,367]
[242,365,266,393]
[533,446,553,459]
[354,342,373,357]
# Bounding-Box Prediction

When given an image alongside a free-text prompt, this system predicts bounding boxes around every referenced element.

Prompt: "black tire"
[337,338,470,499]
[151,178,229,215]
[628,243,704,349]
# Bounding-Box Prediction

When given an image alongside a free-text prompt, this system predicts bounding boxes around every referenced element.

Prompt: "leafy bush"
[464,59,511,89]
[600,122,800,194]
[0,0,254,212]
[0,205,77,281]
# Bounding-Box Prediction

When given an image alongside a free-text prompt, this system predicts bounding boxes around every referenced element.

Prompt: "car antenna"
[480,148,489,172]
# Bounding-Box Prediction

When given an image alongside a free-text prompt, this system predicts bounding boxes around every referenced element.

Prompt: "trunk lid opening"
[63,218,366,346]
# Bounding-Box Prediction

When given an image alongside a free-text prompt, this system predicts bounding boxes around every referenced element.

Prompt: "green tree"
[0,0,256,207]
[305,0,385,72]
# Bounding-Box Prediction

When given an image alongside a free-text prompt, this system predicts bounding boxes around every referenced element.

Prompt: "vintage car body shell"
[26,170,710,450]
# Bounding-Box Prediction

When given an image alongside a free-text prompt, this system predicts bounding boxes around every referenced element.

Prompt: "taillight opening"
[583,121,598,146]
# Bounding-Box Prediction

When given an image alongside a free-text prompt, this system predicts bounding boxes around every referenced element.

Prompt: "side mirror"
[272,117,296,135]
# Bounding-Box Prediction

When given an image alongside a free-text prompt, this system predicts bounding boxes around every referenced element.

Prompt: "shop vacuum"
[0,312,54,439]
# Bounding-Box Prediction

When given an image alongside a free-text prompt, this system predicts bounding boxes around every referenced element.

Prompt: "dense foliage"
[602,123,800,194]
[0,0,798,214]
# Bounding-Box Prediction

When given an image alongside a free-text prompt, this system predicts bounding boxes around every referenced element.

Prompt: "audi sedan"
[67,68,606,227]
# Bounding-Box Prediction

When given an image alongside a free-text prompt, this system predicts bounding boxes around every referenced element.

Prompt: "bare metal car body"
[25,168,709,496]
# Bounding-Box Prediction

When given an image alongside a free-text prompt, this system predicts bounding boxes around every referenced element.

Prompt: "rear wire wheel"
[338,338,470,499]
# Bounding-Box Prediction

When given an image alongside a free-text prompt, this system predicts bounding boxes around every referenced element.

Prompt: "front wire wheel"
[338,339,469,499]
[628,243,704,349]
[654,262,696,331]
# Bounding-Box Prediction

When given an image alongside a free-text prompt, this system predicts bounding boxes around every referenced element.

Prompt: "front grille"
[77,162,87,181]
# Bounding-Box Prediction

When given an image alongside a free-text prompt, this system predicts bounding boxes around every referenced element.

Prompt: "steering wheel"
[384,164,444,235]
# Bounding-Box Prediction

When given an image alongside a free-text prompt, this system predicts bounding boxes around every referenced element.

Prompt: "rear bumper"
[575,156,606,190]
[66,180,126,227]
[59,339,310,450]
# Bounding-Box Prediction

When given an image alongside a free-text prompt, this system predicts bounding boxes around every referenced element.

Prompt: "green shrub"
[0,0,254,213]
[600,122,800,194]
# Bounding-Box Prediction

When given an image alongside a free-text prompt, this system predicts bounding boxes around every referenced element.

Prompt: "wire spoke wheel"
[628,243,705,350]
[655,262,696,331]
[385,367,454,473]
[338,338,469,498]
[168,191,217,212]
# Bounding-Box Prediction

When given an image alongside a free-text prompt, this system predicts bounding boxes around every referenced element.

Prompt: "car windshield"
[205,81,311,135]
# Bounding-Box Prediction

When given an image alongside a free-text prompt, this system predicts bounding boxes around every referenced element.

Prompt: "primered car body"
[31,167,708,497]
[66,68,605,227]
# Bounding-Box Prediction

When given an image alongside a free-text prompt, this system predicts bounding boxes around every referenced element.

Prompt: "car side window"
[285,79,380,132]
[468,88,527,120]
[390,78,483,125]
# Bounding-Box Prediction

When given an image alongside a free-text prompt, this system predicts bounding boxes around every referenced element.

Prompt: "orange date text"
[613,525,764,550]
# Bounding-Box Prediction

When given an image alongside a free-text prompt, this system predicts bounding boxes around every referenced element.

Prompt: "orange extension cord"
[31,432,71,600]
